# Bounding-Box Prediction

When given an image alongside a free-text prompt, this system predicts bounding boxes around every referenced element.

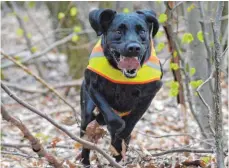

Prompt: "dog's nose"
[126,43,141,55]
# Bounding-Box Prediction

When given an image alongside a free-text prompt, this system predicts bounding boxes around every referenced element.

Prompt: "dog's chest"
[85,70,157,112]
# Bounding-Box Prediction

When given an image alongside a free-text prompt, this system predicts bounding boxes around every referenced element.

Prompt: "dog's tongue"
[117,57,140,70]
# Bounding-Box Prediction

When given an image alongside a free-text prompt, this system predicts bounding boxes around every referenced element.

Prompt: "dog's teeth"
[120,56,125,60]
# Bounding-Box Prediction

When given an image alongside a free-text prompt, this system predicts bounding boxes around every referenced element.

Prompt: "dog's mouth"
[111,49,140,78]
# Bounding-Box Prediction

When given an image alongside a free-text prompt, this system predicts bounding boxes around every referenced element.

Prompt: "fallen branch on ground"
[1,104,64,168]
[1,83,123,168]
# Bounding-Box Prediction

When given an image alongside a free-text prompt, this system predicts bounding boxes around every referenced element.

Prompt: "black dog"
[80,9,163,166]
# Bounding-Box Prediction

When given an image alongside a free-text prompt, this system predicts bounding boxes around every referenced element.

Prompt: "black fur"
[80,9,162,166]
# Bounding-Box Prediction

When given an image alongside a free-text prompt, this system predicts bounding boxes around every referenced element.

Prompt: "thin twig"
[1,51,80,123]
[150,148,214,157]
[1,151,37,159]
[199,2,213,83]
[1,78,83,94]
[10,2,46,78]
[1,142,76,150]
[171,1,184,13]
[196,70,216,136]
[164,3,209,138]
[1,33,74,69]
[1,104,64,168]
[7,29,93,57]
[1,83,123,168]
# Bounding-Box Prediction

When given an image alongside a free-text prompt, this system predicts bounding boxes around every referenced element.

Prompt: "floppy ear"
[89,9,116,36]
[136,10,159,37]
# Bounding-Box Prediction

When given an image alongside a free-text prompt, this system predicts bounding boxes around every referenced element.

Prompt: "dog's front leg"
[88,87,125,135]
[111,97,153,162]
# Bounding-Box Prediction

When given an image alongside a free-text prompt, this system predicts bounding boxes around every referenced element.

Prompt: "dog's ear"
[136,10,159,37]
[89,9,116,36]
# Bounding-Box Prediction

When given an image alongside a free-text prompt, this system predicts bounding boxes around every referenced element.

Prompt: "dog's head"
[89,9,159,78]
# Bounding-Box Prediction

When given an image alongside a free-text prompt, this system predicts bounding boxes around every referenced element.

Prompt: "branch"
[2,142,75,150]
[149,148,214,157]
[1,83,123,168]
[10,2,33,53]
[164,7,208,138]
[1,104,64,168]
[1,78,83,94]
[213,2,225,168]
[198,2,213,79]
[1,151,36,159]
[196,70,216,136]
[1,33,74,69]
[1,51,80,123]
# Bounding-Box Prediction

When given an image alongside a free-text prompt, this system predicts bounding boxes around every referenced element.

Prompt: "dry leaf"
[85,120,106,143]
[66,160,76,168]
[74,142,82,150]
[51,137,61,148]
[109,145,120,156]
[182,159,207,167]
[144,161,157,168]
[127,163,141,168]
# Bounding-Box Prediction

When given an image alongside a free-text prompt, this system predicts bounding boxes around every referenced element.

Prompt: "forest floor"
[1,6,228,168]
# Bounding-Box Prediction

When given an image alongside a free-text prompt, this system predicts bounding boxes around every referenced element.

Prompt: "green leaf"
[14,56,21,62]
[156,42,165,52]
[155,31,164,38]
[169,88,179,97]
[28,1,35,8]
[31,46,37,53]
[8,12,16,17]
[187,3,195,12]
[16,28,24,36]
[58,12,65,20]
[156,0,162,4]
[123,8,130,14]
[190,80,204,89]
[70,7,78,16]
[158,13,168,23]
[72,35,79,42]
[27,33,32,39]
[1,70,4,80]
[170,63,179,70]
[210,41,214,47]
[200,156,211,164]
[190,67,196,76]
[197,31,204,42]
[182,33,194,44]
[23,16,29,22]
[170,81,179,89]
[34,133,50,142]
[73,26,82,33]
[169,81,179,97]
[173,50,177,58]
